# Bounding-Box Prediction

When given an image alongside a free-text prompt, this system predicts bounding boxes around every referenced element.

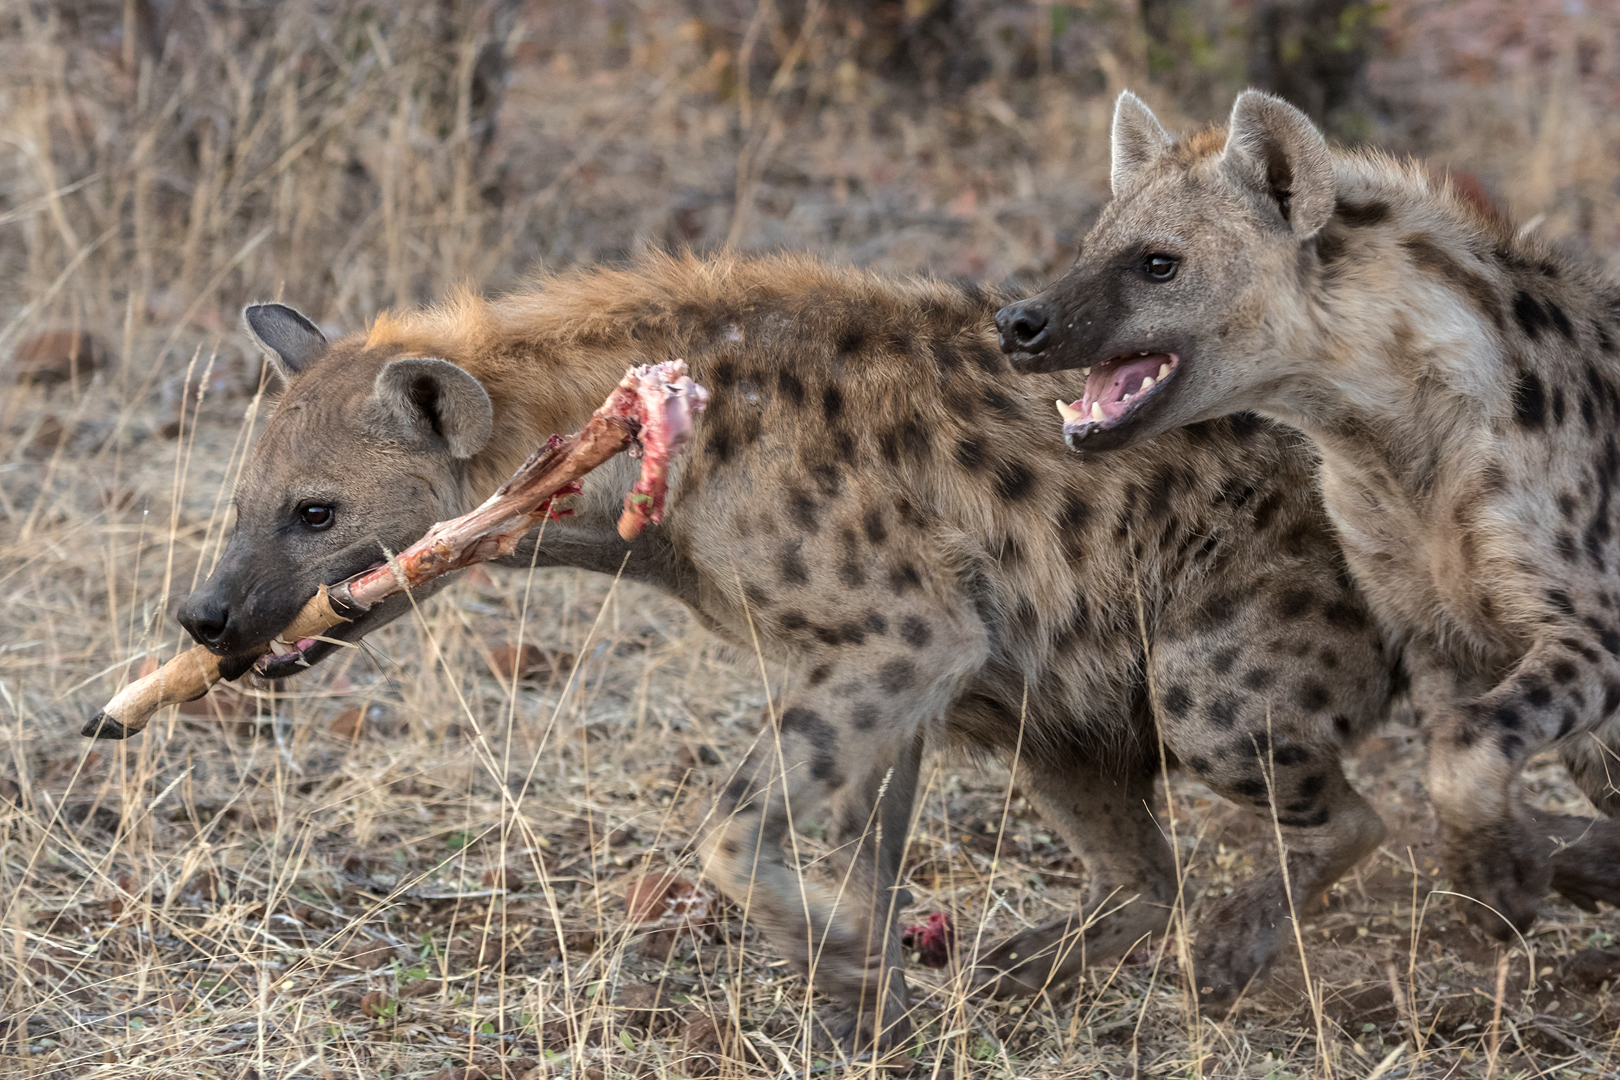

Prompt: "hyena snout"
[995,300,1053,354]
[177,589,233,650]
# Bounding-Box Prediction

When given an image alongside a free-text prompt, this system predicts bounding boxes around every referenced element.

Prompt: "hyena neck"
[1263,169,1564,512]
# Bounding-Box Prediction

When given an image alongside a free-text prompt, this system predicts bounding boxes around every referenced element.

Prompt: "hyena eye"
[1143,253,1180,282]
[298,504,335,530]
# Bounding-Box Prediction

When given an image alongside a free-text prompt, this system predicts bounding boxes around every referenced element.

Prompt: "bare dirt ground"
[4,2,1620,1077]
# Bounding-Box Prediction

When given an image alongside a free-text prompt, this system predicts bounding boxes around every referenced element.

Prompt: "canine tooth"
[1080,367,1091,376]
[1158,362,1170,379]
[1091,401,1104,423]
[1140,376,1155,393]
[1055,399,1082,422]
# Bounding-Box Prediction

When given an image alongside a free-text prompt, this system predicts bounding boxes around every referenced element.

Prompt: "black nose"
[995,301,1052,354]
[178,594,231,648]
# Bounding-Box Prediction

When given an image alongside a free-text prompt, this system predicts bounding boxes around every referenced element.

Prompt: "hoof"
[82,711,135,740]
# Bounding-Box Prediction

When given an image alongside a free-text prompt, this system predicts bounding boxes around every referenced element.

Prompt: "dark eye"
[299,504,334,530]
[1143,253,1179,281]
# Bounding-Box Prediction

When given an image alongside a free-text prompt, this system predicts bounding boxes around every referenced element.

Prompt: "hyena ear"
[243,303,327,381]
[364,357,494,459]
[1220,90,1335,239]
[1110,90,1173,197]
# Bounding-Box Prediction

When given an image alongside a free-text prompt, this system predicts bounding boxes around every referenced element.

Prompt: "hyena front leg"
[1151,582,1391,1016]
[698,609,987,1054]
[970,747,1177,997]
[1427,632,1620,933]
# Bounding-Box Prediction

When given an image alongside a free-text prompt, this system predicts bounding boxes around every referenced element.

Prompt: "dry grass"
[4,2,1620,1077]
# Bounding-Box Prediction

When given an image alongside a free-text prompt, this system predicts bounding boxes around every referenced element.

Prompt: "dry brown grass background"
[3,2,1620,1077]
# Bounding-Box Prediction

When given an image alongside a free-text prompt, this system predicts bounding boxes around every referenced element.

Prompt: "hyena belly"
[192,253,1394,1046]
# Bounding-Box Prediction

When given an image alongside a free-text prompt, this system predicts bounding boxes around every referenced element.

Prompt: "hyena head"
[996,89,1334,451]
[177,303,493,678]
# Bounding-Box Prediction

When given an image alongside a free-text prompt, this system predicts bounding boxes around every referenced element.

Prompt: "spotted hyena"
[176,253,1393,1044]
[1000,89,1620,943]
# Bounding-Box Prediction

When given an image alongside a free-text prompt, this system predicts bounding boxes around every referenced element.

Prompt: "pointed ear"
[244,303,328,380]
[1220,90,1335,239]
[1111,90,1173,197]
[363,357,493,459]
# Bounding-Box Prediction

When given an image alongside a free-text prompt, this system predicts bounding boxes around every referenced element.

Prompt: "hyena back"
[179,253,1393,1041]
[1001,89,1620,939]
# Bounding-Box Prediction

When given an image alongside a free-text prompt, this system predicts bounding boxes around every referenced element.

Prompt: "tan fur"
[185,251,1396,1042]
[1007,89,1620,941]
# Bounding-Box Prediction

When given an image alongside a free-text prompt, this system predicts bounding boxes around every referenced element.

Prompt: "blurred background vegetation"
[1,0,1615,383]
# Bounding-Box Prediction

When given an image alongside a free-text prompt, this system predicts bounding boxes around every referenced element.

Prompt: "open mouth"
[1054,352,1179,438]
[254,635,342,679]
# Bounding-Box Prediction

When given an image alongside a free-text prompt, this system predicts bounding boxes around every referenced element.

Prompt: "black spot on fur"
[1547,300,1575,340]
[808,663,832,687]
[1274,588,1315,619]
[1513,369,1548,429]
[863,610,888,636]
[1606,684,1620,717]
[863,509,887,546]
[1164,685,1192,718]
[955,438,986,471]
[994,460,1034,501]
[888,563,921,595]
[1233,778,1269,800]
[1399,234,1503,329]
[1298,681,1332,712]
[1558,532,1579,563]
[879,660,917,695]
[879,416,931,466]
[1212,647,1240,674]
[781,707,841,785]
[706,429,734,463]
[1207,696,1240,729]
[1336,199,1391,228]
[1553,387,1567,426]
[788,489,820,533]
[1250,491,1285,532]
[723,776,755,807]
[821,385,844,420]
[779,544,810,586]
[900,616,932,648]
[1552,660,1579,684]
[1278,810,1332,829]
[838,557,866,589]
[1242,668,1276,691]
[1493,704,1522,730]
[1513,291,1551,341]
[777,370,807,407]
[780,611,809,631]
[852,702,880,730]
[1274,746,1310,767]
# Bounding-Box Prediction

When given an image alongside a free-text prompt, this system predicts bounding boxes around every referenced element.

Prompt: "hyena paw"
[969,922,1081,999]
[1549,818,1620,912]
[1190,880,1289,1017]
[1441,820,1549,937]
[821,994,914,1061]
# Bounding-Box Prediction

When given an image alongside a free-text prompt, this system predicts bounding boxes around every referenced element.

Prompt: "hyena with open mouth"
[1000,89,1620,949]
[177,251,1394,1043]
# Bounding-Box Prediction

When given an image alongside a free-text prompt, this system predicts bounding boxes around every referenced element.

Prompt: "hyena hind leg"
[970,748,1178,998]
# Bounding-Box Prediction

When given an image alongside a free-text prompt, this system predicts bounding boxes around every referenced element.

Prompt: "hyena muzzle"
[175,253,1395,1043]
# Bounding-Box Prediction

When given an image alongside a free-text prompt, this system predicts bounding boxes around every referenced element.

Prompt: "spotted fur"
[1004,89,1620,944]
[181,252,1394,1044]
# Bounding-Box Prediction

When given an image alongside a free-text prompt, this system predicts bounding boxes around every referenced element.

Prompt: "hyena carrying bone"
[175,253,1393,1043]
[1000,88,1620,943]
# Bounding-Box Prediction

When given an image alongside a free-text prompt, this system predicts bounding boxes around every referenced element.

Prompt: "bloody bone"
[83,361,708,741]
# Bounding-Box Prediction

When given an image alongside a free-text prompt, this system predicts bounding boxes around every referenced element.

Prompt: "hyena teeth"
[1055,399,1083,422]
[1158,362,1171,379]
[1081,367,1091,377]
[1090,401,1105,423]
[1140,376,1155,393]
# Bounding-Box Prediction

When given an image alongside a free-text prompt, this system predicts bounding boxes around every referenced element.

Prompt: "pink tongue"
[1078,354,1171,422]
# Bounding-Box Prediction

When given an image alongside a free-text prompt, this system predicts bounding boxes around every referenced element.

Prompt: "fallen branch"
[84,361,709,741]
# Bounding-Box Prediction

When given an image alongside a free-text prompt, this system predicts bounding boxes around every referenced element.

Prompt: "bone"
[83,361,708,741]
